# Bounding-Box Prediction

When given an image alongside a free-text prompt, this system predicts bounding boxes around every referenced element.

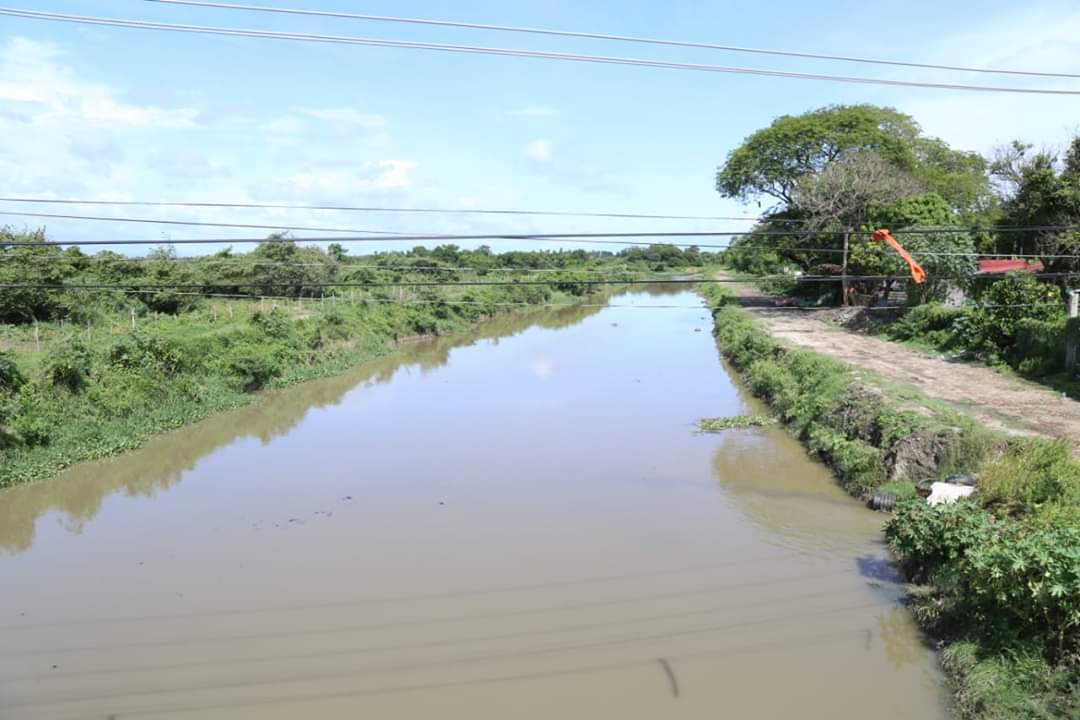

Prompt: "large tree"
[716,104,990,217]
[716,105,992,303]
[990,138,1080,271]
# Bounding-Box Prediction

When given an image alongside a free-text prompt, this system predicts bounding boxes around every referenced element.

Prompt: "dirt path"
[724,276,1080,446]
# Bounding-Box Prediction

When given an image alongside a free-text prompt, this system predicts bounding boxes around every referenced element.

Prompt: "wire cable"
[3,219,1079,248]
[4,272,1080,291]
[145,0,1080,80]
[0,197,778,223]
[2,7,1078,95]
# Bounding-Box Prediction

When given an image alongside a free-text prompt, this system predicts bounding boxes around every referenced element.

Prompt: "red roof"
[977,259,1044,275]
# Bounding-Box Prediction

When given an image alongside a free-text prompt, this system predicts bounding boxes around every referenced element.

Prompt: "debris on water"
[696,416,777,432]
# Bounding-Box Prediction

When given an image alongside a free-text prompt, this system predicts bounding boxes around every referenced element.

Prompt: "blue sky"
[1,0,1079,254]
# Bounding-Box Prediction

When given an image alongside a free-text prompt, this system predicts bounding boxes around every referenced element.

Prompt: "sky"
[1,0,1079,255]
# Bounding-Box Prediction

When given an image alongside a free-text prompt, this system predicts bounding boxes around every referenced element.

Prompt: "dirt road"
[726,278,1080,446]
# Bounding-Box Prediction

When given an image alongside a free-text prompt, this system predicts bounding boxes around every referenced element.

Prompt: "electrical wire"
[1,285,1060,313]
[4,271,1080,291]
[3,219,1079,248]
[0,197,779,223]
[2,7,1078,95]
[0,255,704,278]
[146,0,1080,80]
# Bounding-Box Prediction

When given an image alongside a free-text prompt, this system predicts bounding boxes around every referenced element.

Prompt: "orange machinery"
[872,228,926,284]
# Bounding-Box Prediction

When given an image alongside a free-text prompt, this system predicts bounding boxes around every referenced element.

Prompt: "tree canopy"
[990,139,1080,269]
[716,104,990,219]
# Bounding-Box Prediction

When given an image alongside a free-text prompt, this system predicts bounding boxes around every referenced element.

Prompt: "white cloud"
[886,5,1080,153]
[260,115,306,136]
[511,105,560,118]
[528,358,554,381]
[524,138,553,162]
[300,107,387,128]
[373,159,417,189]
[0,37,199,129]
[275,159,418,198]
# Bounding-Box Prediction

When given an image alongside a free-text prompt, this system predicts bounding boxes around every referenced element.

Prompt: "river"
[0,288,949,719]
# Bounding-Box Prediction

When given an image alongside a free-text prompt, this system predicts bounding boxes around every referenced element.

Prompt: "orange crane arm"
[873,228,926,284]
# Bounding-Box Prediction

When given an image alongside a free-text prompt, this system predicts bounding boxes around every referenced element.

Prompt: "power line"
[0,255,705,277]
[2,7,1078,95]
[0,210,418,236]
[5,272,1080,291]
[3,216,1079,247]
[79,287,1078,313]
[148,0,1080,80]
[0,197,777,223]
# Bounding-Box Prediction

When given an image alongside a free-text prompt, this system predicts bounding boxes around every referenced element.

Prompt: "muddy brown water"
[0,289,949,719]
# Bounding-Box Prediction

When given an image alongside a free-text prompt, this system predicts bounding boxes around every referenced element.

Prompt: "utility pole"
[841,226,852,307]
[1067,290,1079,370]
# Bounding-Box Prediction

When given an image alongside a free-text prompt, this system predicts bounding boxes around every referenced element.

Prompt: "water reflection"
[0,303,602,553]
[708,428,883,556]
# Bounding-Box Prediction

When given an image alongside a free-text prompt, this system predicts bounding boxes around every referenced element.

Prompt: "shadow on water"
[0,303,603,554]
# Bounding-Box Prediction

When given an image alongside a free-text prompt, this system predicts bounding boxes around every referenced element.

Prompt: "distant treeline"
[0,230,714,325]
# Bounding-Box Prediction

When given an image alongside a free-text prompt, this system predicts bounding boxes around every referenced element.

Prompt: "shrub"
[223,344,282,392]
[807,426,885,496]
[885,303,967,345]
[1011,316,1067,376]
[107,333,191,375]
[250,308,293,339]
[971,274,1063,355]
[885,499,997,584]
[959,519,1080,655]
[746,359,798,411]
[0,350,24,395]
[979,438,1080,514]
[42,340,94,392]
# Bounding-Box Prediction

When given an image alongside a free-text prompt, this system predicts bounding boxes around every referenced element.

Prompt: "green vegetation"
[716,104,992,305]
[702,282,1079,719]
[702,282,990,497]
[716,104,1080,399]
[695,415,777,432]
[872,274,1074,384]
[0,231,710,488]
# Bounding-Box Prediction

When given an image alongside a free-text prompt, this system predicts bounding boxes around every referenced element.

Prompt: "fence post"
[1067,291,1079,371]
[130,308,136,330]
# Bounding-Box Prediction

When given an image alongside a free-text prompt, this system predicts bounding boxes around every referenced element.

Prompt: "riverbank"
[699,283,1079,719]
[0,286,606,489]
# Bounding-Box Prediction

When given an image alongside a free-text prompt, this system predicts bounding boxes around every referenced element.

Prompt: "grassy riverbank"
[0,234,711,489]
[700,284,1079,719]
[0,285,595,488]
